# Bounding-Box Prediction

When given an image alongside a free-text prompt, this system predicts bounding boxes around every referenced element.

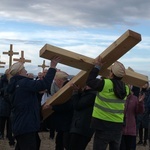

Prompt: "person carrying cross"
[86,56,130,150]
[7,57,61,150]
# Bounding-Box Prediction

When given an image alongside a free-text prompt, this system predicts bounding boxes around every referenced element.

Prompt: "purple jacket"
[123,94,144,136]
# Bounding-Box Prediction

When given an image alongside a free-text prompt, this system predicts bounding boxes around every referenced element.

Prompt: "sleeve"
[86,67,104,92]
[20,68,57,92]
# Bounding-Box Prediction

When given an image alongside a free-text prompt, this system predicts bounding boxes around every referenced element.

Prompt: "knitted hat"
[55,71,68,80]
[111,61,125,78]
[9,62,24,76]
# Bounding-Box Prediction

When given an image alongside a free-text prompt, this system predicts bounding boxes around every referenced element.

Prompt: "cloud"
[1,0,150,28]
[0,0,150,80]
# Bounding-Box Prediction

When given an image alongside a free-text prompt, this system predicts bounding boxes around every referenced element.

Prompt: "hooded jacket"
[70,89,96,137]
[7,68,56,136]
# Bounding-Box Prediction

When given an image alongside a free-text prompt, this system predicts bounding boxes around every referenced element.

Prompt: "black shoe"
[137,141,143,145]
[9,141,16,148]
[143,141,147,146]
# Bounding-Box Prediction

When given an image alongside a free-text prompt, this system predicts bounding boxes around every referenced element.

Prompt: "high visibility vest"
[92,79,129,123]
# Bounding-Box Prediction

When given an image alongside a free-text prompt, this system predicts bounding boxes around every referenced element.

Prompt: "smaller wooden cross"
[0,55,6,68]
[13,51,31,63]
[38,60,49,72]
[3,44,19,67]
[0,61,5,68]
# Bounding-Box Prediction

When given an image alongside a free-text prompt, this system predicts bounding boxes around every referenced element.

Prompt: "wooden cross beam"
[13,51,31,63]
[0,61,6,68]
[0,56,6,68]
[0,66,5,68]
[3,44,19,68]
[40,30,148,119]
[97,66,148,86]
[38,60,49,72]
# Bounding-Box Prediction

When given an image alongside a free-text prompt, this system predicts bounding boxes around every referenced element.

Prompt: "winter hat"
[9,62,24,76]
[55,71,69,80]
[111,61,125,78]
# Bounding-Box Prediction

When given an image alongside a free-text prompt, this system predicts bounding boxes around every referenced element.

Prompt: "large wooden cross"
[40,30,148,119]
[13,51,31,63]
[38,60,49,72]
[3,44,19,68]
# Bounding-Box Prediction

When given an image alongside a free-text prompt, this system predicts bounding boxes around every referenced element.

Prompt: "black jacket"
[0,74,11,117]
[70,89,96,137]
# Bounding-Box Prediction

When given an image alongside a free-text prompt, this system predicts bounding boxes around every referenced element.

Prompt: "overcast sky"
[0,0,150,79]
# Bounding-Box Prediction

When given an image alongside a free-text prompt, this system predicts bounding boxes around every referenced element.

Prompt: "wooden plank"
[101,67,148,87]
[99,30,141,73]
[40,44,94,71]
[0,66,5,68]
[40,30,141,72]
[42,70,89,120]
[0,62,5,64]
[123,69,148,87]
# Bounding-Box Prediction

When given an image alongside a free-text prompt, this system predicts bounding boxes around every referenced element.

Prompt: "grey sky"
[1,0,150,27]
[0,0,150,78]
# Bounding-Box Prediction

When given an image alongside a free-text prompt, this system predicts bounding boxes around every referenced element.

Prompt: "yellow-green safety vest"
[92,79,129,123]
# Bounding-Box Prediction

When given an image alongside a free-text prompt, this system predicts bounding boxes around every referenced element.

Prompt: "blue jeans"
[93,129,122,150]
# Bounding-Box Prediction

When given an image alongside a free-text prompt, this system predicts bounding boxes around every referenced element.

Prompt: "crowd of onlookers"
[0,56,150,150]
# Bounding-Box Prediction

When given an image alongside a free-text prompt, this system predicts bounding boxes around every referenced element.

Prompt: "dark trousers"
[55,131,64,150]
[120,135,136,150]
[69,133,91,150]
[7,117,15,145]
[0,116,8,138]
[0,116,15,145]
[55,131,70,150]
[131,136,136,150]
[93,130,122,150]
[15,132,41,150]
[139,127,148,142]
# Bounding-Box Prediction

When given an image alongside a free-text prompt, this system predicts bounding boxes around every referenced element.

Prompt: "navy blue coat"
[0,74,11,117]
[7,68,56,136]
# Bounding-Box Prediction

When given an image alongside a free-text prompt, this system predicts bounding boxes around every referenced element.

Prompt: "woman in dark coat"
[137,82,150,146]
[7,57,60,150]
[0,72,11,139]
[43,71,73,150]
[69,84,96,150]
[119,90,144,150]
[0,69,15,147]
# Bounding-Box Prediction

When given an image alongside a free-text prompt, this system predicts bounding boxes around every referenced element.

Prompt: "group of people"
[0,55,150,150]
